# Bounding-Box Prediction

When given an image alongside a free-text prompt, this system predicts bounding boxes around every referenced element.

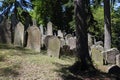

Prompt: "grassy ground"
[0,44,75,80]
[0,44,120,80]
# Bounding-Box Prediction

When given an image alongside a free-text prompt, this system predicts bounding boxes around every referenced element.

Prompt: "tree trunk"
[74,0,93,71]
[104,0,111,50]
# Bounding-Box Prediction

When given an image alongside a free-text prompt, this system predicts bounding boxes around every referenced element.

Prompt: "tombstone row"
[1,19,120,65]
[91,43,120,67]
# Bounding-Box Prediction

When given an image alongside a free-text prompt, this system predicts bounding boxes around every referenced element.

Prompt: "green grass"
[0,43,75,80]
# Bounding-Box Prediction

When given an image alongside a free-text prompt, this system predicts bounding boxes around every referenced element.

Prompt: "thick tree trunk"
[74,0,93,71]
[104,0,111,50]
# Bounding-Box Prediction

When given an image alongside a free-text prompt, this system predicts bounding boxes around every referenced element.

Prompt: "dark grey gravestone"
[103,48,119,65]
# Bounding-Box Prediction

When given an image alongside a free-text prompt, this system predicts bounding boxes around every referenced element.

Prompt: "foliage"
[0,0,32,25]
[30,0,63,28]
[89,7,104,41]
[111,7,120,49]
[30,0,75,33]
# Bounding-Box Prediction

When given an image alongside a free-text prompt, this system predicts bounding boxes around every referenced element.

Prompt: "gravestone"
[44,35,53,49]
[103,48,120,65]
[39,24,44,47]
[60,45,71,56]
[26,26,41,52]
[60,38,65,47]
[68,37,76,50]
[65,34,72,45]
[116,54,120,67]
[47,21,53,36]
[91,45,104,65]
[32,19,37,26]
[95,41,103,46]
[88,33,93,47]
[58,30,63,38]
[14,22,24,46]
[47,36,60,58]
[0,17,11,44]
[39,24,44,35]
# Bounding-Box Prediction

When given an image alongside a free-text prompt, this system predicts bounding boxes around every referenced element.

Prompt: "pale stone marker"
[39,24,44,47]
[65,34,72,45]
[26,26,41,52]
[39,24,44,35]
[47,21,53,36]
[103,48,119,64]
[14,22,24,46]
[116,54,120,67]
[60,38,65,47]
[91,45,104,65]
[68,37,76,50]
[58,30,63,38]
[88,33,93,47]
[47,36,60,58]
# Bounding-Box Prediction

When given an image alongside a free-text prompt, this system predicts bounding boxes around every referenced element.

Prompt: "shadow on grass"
[0,43,47,56]
[0,64,20,77]
[53,62,120,80]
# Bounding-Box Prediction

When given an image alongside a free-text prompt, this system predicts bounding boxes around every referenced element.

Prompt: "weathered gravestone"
[32,19,37,26]
[44,35,53,49]
[0,17,11,44]
[47,21,53,36]
[14,22,24,46]
[58,30,63,38]
[68,37,76,50]
[91,45,104,65]
[103,48,120,65]
[116,54,120,67]
[88,33,93,47]
[65,34,72,45]
[47,36,60,58]
[95,41,103,46]
[26,26,41,52]
[60,45,70,56]
[60,38,65,47]
[39,24,44,35]
[39,24,44,47]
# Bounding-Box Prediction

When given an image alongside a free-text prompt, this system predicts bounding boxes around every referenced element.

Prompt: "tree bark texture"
[74,0,93,70]
[104,0,111,50]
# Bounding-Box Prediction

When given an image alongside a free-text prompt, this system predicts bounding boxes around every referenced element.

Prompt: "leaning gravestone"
[47,21,53,36]
[47,36,60,58]
[116,54,120,67]
[103,48,120,65]
[68,37,76,50]
[26,26,41,52]
[14,22,24,47]
[91,45,104,65]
